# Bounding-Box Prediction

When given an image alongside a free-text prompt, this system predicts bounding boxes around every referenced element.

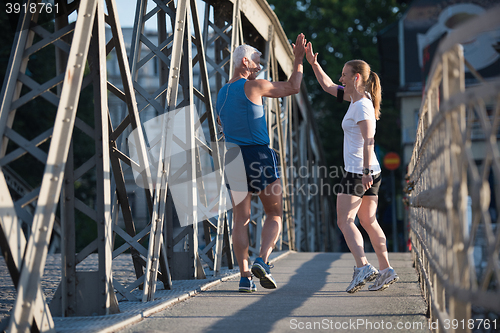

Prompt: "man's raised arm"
[249,33,306,99]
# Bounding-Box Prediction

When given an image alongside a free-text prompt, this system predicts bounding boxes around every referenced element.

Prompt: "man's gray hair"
[233,44,262,69]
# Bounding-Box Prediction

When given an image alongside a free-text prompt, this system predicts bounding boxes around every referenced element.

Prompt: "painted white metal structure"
[0,0,334,331]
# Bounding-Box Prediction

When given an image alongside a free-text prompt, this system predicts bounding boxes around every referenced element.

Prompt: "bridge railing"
[406,6,500,332]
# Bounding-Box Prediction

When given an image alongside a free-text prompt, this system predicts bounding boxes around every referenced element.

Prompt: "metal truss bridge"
[0,0,335,331]
[2,0,500,332]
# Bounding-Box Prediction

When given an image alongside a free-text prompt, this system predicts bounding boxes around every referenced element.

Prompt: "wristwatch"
[363,168,373,175]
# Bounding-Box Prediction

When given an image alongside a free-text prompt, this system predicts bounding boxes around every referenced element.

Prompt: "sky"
[116,0,158,31]
[67,0,208,32]
[67,0,157,30]
[114,0,208,31]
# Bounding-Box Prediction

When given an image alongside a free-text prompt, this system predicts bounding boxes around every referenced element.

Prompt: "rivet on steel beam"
[67,292,73,296]
[75,64,81,68]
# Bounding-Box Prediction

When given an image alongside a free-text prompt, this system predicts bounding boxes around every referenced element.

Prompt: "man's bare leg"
[231,192,253,277]
[258,179,283,262]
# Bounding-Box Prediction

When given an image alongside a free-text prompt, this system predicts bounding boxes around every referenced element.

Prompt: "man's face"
[247,53,262,80]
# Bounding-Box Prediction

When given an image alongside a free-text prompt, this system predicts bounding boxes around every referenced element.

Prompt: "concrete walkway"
[117,252,429,333]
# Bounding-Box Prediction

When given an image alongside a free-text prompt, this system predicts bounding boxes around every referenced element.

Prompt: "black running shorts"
[338,172,381,197]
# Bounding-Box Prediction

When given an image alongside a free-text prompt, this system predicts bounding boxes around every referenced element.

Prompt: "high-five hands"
[305,42,319,66]
[292,33,307,59]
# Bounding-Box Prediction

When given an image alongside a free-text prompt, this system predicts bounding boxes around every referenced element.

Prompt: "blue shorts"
[240,145,280,193]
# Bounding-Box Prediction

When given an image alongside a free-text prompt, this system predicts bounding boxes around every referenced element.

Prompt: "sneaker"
[239,277,257,292]
[346,263,378,294]
[251,257,277,289]
[368,267,399,291]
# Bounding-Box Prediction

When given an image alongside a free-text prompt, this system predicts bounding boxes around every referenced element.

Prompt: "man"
[216,34,306,292]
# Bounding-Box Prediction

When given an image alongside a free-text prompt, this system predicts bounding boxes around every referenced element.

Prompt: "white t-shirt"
[341,98,381,175]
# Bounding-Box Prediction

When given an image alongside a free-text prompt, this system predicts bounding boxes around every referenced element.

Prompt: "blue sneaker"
[251,257,277,289]
[239,277,257,292]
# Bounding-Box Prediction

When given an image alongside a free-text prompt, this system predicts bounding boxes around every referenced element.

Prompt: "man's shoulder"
[245,78,272,89]
[245,78,265,84]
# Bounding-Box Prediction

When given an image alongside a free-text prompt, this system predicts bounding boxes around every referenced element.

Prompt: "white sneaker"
[346,263,378,293]
[368,267,399,291]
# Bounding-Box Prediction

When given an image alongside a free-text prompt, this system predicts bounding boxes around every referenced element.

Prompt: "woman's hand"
[362,174,373,191]
[305,42,318,66]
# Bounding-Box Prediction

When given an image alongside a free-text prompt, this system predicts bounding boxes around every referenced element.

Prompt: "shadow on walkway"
[204,253,340,333]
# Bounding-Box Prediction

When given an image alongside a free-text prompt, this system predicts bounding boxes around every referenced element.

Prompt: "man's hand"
[305,42,318,66]
[291,33,306,60]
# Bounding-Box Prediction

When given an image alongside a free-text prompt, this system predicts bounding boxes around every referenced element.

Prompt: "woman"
[305,41,399,293]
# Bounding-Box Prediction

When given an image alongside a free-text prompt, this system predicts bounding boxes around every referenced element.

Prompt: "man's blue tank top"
[215,78,270,146]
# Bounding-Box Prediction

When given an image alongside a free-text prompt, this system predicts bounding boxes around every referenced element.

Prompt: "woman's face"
[339,64,356,95]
